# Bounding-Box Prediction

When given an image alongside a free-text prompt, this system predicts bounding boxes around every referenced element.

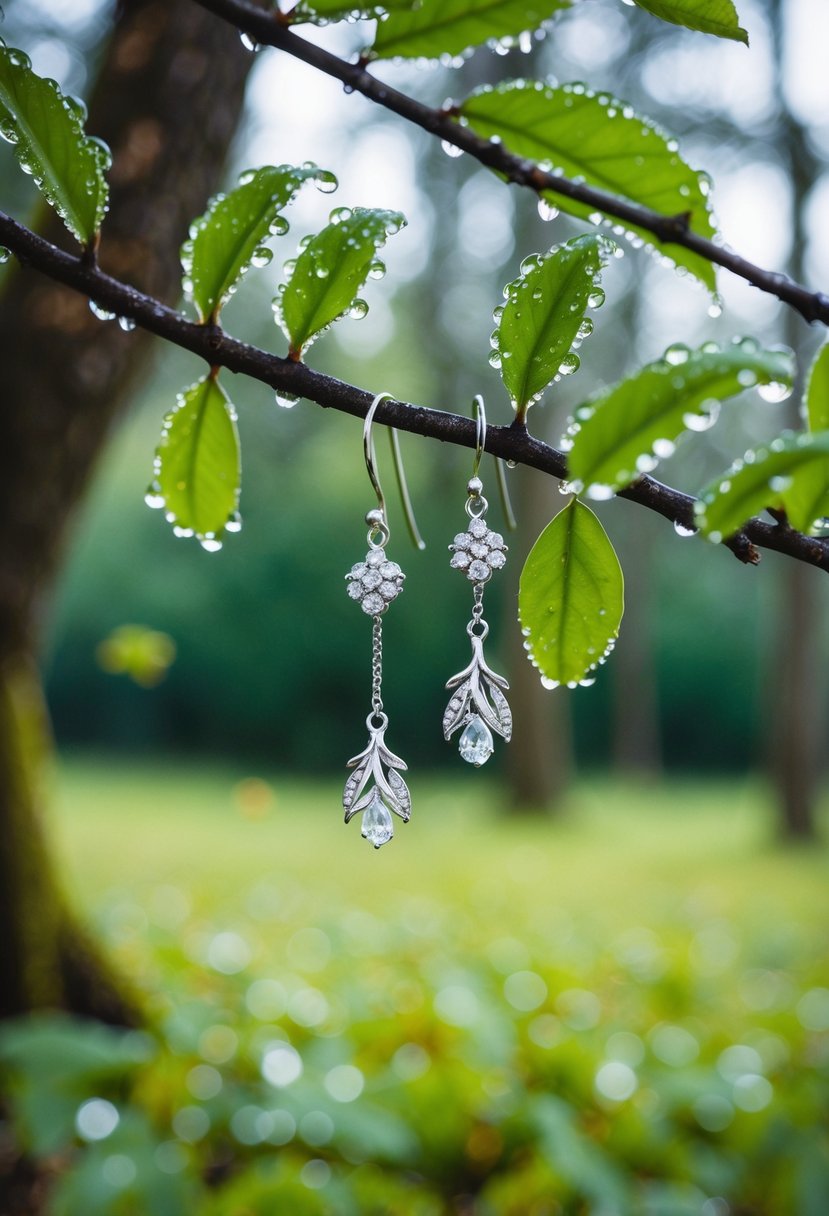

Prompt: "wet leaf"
[183,164,331,323]
[155,376,241,548]
[518,499,624,688]
[567,342,795,494]
[495,235,610,413]
[277,206,405,356]
[783,343,829,531]
[696,432,829,540]
[370,0,570,60]
[632,0,748,43]
[460,81,717,291]
[0,45,109,244]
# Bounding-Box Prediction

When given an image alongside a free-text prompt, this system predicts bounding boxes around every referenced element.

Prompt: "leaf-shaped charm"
[343,756,370,815]
[343,717,411,844]
[489,682,513,741]
[387,769,412,820]
[443,680,472,739]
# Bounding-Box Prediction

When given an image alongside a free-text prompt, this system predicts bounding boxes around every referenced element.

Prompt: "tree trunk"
[0,0,253,1019]
[504,464,573,813]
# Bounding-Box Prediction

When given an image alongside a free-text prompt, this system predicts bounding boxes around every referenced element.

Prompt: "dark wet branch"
[2,210,828,573]
[191,0,829,327]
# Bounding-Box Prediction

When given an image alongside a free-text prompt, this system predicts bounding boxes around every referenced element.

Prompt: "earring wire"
[363,391,426,551]
[470,394,517,532]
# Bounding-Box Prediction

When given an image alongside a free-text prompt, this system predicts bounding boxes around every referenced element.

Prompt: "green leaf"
[371,0,570,60]
[153,376,241,548]
[292,0,416,23]
[695,432,829,540]
[460,81,717,292]
[782,343,829,531]
[518,498,624,688]
[182,164,334,323]
[567,341,795,494]
[0,46,109,245]
[632,0,748,43]
[494,235,610,414]
[276,206,405,356]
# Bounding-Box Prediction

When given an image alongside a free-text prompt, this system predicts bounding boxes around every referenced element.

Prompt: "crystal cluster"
[346,550,405,615]
[449,517,507,583]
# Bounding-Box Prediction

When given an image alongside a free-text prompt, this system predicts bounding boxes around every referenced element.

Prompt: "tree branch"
[2,209,827,573]
[190,0,829,327]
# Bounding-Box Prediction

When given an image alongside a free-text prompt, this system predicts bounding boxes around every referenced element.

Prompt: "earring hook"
[471,393,486,481]
[469,394,517,532]
[363,392,426,550]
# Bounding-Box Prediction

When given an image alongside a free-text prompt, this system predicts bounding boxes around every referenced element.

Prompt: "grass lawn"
[9,757,828,1215]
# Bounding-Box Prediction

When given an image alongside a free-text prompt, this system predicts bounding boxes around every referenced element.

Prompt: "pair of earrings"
[342,392,512,849]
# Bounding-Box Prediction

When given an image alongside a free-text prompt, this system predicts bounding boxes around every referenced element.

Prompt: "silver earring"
[444,396,512,765]
[343,393,414,849]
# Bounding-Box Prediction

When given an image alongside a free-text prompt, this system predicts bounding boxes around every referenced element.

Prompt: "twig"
[1,210,827,573]
[190,0,829,327]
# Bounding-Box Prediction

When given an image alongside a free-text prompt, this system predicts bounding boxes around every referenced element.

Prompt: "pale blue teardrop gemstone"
[361,789,394,848]
[459,715,494,766]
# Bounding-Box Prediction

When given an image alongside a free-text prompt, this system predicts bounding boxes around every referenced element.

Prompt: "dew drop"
[348,298,369,320]
[559,352,580,376]
[239,31,260,51]
[314,169,338,194]
[588,288,605,309]
[275,390,299,409]
[537,198,559,222]
[758,381,792,403]
[586,483,614,501]
[89,300,116,321]
[664,342,690,366]
[117,316,136,332]
[440,139,463,158]
[673,520,697,538]
[250,246,273,269]
[683,401,720,432]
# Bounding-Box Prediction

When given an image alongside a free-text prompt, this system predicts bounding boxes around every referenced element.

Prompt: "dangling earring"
[444,396,512,765]
[343,392,422,849]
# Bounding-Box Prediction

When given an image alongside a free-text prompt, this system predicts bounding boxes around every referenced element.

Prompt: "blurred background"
[0,0,827,1213]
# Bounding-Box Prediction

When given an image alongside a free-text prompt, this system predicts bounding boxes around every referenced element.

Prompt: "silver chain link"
[371,614,384,714]
[471,583,485,626]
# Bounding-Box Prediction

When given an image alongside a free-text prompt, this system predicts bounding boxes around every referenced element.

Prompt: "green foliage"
[182,164,335,324]
[632,0,748,43]
[96,624,176,688]
[493,235,610,414]
[370,0,570,60]
[151,376,241,549]
[782,343,829,531]
[567,341,795,494]
[460,81,717,291]
[276,206,405,357]
[0,44,109,245]
[5,768,829,1215]
[0,1014,152,1156]
[518,498,624,687]
[696,432,829,540]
